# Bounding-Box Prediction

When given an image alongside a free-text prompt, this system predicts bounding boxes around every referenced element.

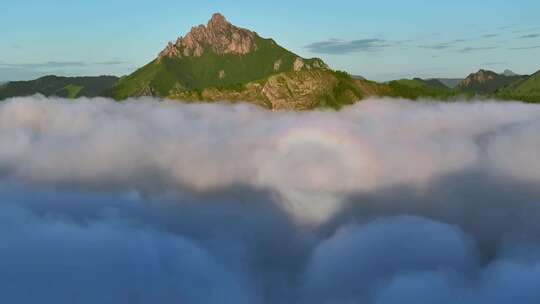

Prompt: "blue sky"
[1,0,539,81]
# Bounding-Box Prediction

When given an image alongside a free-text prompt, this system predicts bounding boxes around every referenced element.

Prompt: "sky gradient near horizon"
[1,0,539,82]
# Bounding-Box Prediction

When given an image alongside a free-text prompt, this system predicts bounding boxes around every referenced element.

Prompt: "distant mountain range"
[384,70,539,102]
[0,75,118,100]
[457,69,527,95]
[1,14,539,108]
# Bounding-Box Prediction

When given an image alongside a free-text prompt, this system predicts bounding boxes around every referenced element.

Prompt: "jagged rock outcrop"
[459,69,498,87]
[134,85,156,97]
[293,58,305,72]
[218,70,226,79]
[262,70,338,110]
[273,59,282,71]
[169,70,363,111]
[159,13,258,58]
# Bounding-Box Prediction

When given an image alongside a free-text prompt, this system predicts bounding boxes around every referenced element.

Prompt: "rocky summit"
[159,13,258,58]
[459,69,498,86]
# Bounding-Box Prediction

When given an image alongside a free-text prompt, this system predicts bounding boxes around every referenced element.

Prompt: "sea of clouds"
[1,95,540,303]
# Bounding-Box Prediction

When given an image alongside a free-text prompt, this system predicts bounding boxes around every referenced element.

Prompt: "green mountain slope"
[497,70,540,102]
[109,39,326,99]
[421,78,449,89]
[0,75,118,100]
[384,78,457,100]
[108,14,328,103]
[168,70,363,110]
[110,13,474,109]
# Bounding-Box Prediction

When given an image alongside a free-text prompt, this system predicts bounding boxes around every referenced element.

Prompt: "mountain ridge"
[457,69,528,95]
[0,75,119,100]
[106,13,365,110]
[2,14,540,106]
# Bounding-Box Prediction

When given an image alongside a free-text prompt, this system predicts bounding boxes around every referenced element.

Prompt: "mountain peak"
[458,69,496,88]
[207,13,229,28]
[114,13,334,106]
[477,69,497,76]
[457,68,528,94]
[159,13,258,58]
[461,69,497,85]
[502,69,518,76]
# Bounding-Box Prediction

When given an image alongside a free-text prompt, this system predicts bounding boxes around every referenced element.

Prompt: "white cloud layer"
[1,96,540,303]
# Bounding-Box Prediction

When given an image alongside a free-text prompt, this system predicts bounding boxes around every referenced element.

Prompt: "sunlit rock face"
[159,13,258,58]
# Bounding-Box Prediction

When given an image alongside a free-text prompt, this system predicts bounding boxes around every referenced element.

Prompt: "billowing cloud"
[301,216,476,303]
[0,203,253,304]
[1,96,540,303]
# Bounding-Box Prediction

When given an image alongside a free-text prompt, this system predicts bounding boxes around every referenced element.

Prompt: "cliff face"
[168,70,363,111]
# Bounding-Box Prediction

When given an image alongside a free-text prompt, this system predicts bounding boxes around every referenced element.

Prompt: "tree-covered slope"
[384,78,458,100]
[497,70,540,103]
